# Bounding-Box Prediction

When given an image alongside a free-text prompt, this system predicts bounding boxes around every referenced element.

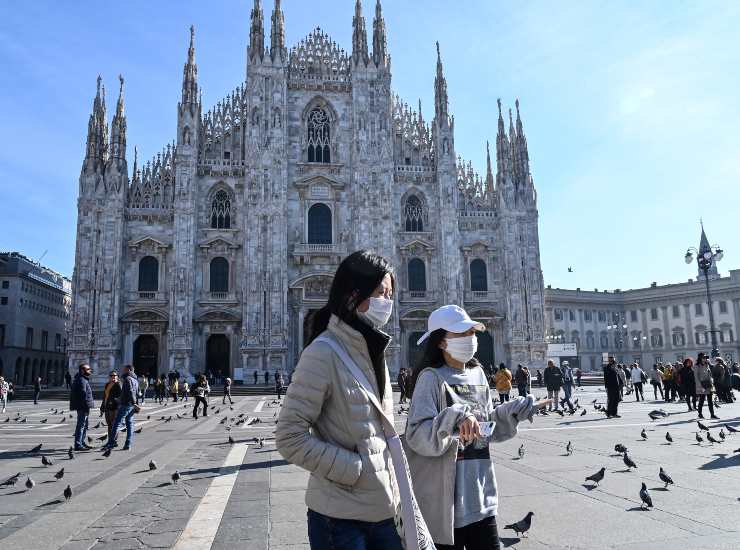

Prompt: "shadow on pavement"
[500,536,521,547]
[698,453,740,470]
[626,506,650,512]
[180,459,290,478]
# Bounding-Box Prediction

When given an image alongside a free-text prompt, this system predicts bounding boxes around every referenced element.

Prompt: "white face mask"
[444,335,478,363]
[357,297,393,327]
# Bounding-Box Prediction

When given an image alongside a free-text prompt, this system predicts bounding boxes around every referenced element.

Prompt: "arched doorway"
[475,331,494,370]
[133,335,159,381]
[407,331,425,373]
[206,334,230,382]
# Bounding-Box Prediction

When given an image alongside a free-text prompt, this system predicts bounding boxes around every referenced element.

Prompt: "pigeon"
[580,409,587,416]
[518,444,525,459]
[21,418,27,423]
[614,443,628,454]
[623,452,637,470]
[97,434,108,441]
[60,417,66,423]
[566,441,573,456]
[54,468,65,480]
[176,414,182,419]
[639,482,653,509]
[592,399,597,404]
[697,420,709,432]
[215,409,220,414]
[707,432,720,445]
[726,424,738,434]
[659,467,673,489]
[42,455,53,467]
[149,460,157,470]
[29,443,42,454]
[641,428,647,440]
[93,422,101,429]
[228,436,235,445]
[68,445,75,459]
[0,473,21,487]
[171,470,181,484]
[504,512,534,537]
[146,415,151,420]
[3,417,8,423]
[585,467,606,486]
[665,432,673,444]
[87,436,93,444]
[40,418,47,424]
[102,447,112,458]
[259,438,264,449]
[25,476,35,490]
[63,484,73,501]
[648,411,663,421]
[135,427,142,434]
[695,432,704,445]
[734,448,740,453]
[719,429,725,441]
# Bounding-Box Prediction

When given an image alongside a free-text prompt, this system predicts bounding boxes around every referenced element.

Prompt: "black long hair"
[305,250,395,347]
[408,328,481,398]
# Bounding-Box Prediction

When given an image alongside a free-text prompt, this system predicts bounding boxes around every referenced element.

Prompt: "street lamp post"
[607,315,628,361]
[684,236,724,358]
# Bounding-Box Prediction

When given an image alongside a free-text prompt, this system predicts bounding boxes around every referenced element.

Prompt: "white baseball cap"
[417,305,485,345]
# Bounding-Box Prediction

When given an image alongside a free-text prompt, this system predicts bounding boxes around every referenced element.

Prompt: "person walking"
[140,376,149,404]
[560,361,576,413]
[104,365,139,451]
[662,363,674,402]
[275,251,405,550]
[64,371,72,389]
[182,380,190,401]
[712,358,729,403]
[33,376,42,405]
[544,360,563,411]
[170,377,179,403]
[263,371,269,385]
[100,371,122,445]
[695,353,718,419]
[253,370,258,385]
[680,358,697,411]
[630,363,645,401]
[275,372,284,400]
[0,376,8,413]
[604,357,621,418]
[70,364,94,451]
[405,304,537,549]
[651,365,664,400]
[514,364,531,397]
[397,368,409,404]
[575,367,583,388]
[223,377,234,405]
[616,365,627,399]
[495,364,512,402]
[192,375,210,419]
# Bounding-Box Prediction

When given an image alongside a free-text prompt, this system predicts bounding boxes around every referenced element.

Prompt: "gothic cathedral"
[68,0,547,383]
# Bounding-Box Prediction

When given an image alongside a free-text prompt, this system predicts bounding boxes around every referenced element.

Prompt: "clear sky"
[1,0,738,290]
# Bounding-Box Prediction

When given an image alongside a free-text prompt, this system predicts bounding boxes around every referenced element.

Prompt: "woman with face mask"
[404,305,538,549]
[276,250,404,550]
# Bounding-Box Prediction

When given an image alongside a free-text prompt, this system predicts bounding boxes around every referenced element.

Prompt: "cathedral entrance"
[206,334,230,383]
[407,331,425,372]
[475,330,494,370]
[302,309,320,348]
[133,335,159,380]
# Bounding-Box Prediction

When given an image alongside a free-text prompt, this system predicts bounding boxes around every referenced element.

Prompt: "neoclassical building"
[68,0,546,383]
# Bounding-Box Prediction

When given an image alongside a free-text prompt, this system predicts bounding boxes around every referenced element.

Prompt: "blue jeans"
[74,410,89,448]
[307,509,402,550]
[108,405,135,448]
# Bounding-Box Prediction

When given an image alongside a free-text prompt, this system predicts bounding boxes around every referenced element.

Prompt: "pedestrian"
[544,360,563,411]
[650,364,664,400]
[616,365,627,399]
[264,370,269,385]
[275,250,405,550]
[575,367,582,387]
[104,365,140,451]
[182,380,189,401]
[536,369,543,388]
[192,375,210,419]
[662,363,674,402]
[630,363,645,401]
[140,376,149,404]
[560,361,576,413]
[673,362,685,401]
[100,371,121,445]
[695,353,718,419]
[171,377,179,402]
[604,356,621,418]
[70,364,94,451]
[495,364,512,402]
[405,304,537,549]
[276,372,284,400]
[223,377,234,405]
[7,381,14,402]
[253,370,258,385]
[514,364,530,397]
[0,376,8,413]
[712,358,729,403]
[64,371,72,389]
[680,358,697,411]
[397,368,408,404]
[33,376,42,404]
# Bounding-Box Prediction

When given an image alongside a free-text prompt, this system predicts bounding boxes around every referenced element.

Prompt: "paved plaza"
[0,388,738,550]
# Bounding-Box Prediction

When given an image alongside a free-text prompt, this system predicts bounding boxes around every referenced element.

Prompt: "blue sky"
[1,0,738,290]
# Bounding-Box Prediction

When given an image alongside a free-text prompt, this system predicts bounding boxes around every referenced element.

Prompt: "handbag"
[315,336,436,550]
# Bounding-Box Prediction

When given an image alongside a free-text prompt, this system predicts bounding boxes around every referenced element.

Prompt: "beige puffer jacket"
[275,314,397,522]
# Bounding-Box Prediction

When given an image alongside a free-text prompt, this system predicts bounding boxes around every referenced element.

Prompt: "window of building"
[26,327,34,349]
[307,203,332,244]
[408,258,426,292]
[719,301,728,314]
[630,310,637,322]
[650,333,663,347]
[1,280,8,289]
[672,305,680,318]
[695,303,703,316]
[650,308,658,320]
[598,311,606,323]
[209,257,229,293]
[41,331,48,351]
[138,256,159,292]
[404,195,426,232]
[0,297,7,305]
[600,333,609,348]
[554,309,563,321]
[470,259,487,292]
[307,107,331,163]
[654,355,663,364]
[569,310,575,322]
[672,332,685,346]
[584,310,592,322]
[210,190,232,229]
[586,332,595,349]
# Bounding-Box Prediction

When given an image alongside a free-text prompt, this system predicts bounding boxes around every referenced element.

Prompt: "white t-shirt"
[630,367,643,384]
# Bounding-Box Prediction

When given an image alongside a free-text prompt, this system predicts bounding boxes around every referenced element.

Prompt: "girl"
[101,371,122,446]
[694,353,718,419]
[276,251,402,550]
[405,305,537,549]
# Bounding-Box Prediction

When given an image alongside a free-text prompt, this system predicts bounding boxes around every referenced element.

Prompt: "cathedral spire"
[372,0,388,68]
[509,107,518,182]
[181,26,199,108]
[514,99,530,179]
[434,42,449,123]
[352,0,369,66]
[485,140,494,192]
[270,0,286,62]
[249,0,265,61]
[84,75,109,173]
[110,75,127,163]
[495,98,511,186]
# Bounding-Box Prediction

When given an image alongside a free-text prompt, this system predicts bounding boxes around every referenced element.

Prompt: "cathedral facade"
[68,0,547,383]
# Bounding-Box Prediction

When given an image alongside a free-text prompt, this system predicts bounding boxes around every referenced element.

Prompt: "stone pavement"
[0,387,739,549]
